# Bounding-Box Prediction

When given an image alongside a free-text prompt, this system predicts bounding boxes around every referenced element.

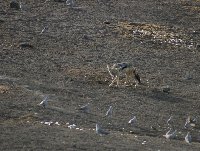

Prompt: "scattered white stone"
[68,124,76,129]
[44,121,53,126]
[55,122,60,126]
[142,141,146,145]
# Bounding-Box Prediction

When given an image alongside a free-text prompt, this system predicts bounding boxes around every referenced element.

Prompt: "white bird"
[185,71,193,80]
[163,129,177,139]
[184,120,190,129]
[66,0,74,7]
[96,123,109,136]
[184,116,196,129]
[167,116,173,126]
[40,27,47,34]
[39,96,49,108]
[78,103,90,113]
[166,128,172,135]
[185,132,192,144]
[105,106,113,117]
[128,116,137,126]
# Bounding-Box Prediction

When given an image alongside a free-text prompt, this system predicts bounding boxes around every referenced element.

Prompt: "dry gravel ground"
[1,0,200,150]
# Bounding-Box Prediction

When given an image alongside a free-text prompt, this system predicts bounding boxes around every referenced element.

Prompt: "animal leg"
[109,76,117,87]
[116,75,120,87]
[107,65,114,79]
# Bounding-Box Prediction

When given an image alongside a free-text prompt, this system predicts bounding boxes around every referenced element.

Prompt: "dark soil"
[1,0,200,150]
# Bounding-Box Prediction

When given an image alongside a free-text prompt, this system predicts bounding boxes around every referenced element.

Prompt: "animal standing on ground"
[185,132,192,144]
[107,62,141,87]
[163,129,177,139]
[184,116,197,129]
[105,106,113,117]
[38,96,49,108]
[78,103,90,113]
[66,0,74,7]
[96,123,109,136]
[167,115,173,126]
[128,116,137,126]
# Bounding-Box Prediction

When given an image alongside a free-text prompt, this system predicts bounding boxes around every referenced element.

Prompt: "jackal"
[107,62,141,87]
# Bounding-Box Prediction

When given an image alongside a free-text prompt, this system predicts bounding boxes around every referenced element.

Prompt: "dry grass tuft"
[64,67,110,84]
[0,85,10,94]
[2,113,40,125]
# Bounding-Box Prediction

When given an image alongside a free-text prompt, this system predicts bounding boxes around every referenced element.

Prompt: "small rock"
[68,124,76,129]
[19,42,34,48]
[161,85,170,93]
[44,121,53,126]
[54,0,65,2]
[104,21,110,24]
[55,122,60,126]
[10,0,21,10]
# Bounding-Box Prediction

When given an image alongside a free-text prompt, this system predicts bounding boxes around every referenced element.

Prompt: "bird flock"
[38,96,197,144]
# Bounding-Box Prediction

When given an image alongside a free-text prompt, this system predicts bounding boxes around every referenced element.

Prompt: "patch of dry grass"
[0,85,10,94]
[180,0,200,12]
[64,67,110,84]
[2,113,40,125]
[114,21,196,49]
